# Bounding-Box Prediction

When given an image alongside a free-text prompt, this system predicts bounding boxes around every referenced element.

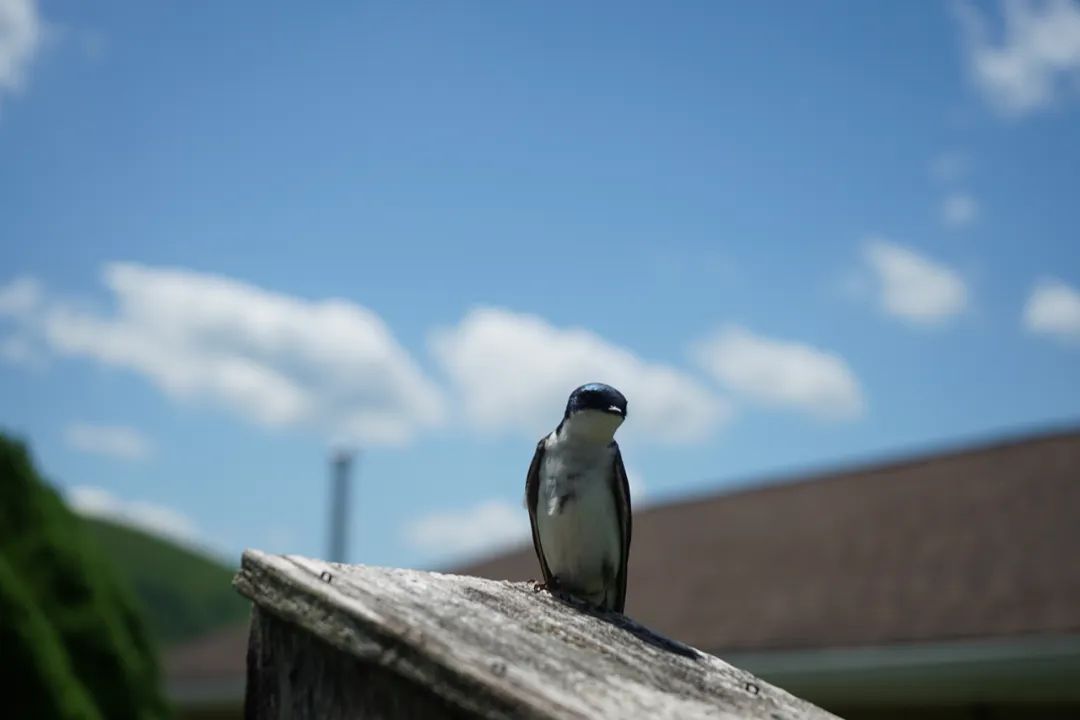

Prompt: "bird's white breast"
[535,432,621,603]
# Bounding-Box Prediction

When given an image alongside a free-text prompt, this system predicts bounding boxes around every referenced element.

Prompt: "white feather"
[535,409,623,606]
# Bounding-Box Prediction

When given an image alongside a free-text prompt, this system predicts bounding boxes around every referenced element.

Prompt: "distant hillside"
[83,518,250,647]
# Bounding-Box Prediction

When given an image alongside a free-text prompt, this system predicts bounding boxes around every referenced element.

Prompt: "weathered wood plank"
[244,605,474,719]
[234,549,839,720]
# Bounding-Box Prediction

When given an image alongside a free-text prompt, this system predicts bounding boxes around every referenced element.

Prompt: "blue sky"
[1,0,1078,569]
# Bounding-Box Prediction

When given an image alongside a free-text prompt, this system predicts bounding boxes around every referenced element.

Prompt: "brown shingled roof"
[454,427,1080,654]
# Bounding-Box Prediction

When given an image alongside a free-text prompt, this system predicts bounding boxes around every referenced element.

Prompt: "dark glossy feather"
[610,442,633,613]
[525,438,553,586]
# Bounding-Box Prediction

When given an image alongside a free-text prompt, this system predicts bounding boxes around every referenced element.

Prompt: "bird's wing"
[610,443,633,613]
[525,437,554,585]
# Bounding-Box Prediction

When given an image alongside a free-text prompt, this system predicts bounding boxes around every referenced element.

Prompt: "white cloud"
[65,423,152,461]
[694,326,865,421]
[404,500,528,561]
[862,239,969,325]
[6,264,444,445]
[0,0,43,104]
[1024,277,1080,343]
[942,193,979,227]
[955,0,1080,116]
[67,485,202,548]
[430,307,731,443]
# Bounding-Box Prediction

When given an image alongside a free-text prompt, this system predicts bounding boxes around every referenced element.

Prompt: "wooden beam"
[235,549,839,719]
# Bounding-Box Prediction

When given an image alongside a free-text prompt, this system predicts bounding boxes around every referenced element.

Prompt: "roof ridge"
[649,421,1080,513]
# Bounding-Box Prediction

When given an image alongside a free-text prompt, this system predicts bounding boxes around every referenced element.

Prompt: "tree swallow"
[526,383,632,613]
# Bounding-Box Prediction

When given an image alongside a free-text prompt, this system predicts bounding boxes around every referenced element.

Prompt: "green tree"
[0,433,169,719]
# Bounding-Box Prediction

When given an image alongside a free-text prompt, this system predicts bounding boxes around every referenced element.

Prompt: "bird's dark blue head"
[564,383,628,419]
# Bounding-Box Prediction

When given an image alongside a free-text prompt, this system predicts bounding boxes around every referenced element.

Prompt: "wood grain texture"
[234,550,839,720]
[244,606,472,720]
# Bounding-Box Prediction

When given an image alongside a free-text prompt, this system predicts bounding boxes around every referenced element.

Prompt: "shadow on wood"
[234,549,839,719]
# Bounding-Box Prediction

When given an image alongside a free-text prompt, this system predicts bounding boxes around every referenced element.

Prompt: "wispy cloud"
[862,239,969,325]
[404,500,528,562]
[1,264,445,446]
[65,423,152,461]
[1024,277,1080,343]
[0,333,38,366]
[693,326,865,421]
[954,0,1080,117]
[430,307,731,444]
[66,485,205,550]
[930,151,970,183]
[406,471,649,563]
[942,193,979,228]
[78,28,105,62]
[0,277,44,366]
[0,276,40,316]
[0,0,44,107]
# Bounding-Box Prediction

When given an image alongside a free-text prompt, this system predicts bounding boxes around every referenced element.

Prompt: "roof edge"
[654,421,1080,514]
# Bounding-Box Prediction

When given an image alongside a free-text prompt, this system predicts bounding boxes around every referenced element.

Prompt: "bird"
[525,382,632,613]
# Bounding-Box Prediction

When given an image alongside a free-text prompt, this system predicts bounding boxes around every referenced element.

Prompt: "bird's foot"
[532,575,563,596]
[528,577,606,611]
[532,578,589,606]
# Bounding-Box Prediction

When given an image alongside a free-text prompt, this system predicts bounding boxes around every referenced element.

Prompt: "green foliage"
[84,517,249,647]
[0,433,170,720]
[0,554,102,720]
